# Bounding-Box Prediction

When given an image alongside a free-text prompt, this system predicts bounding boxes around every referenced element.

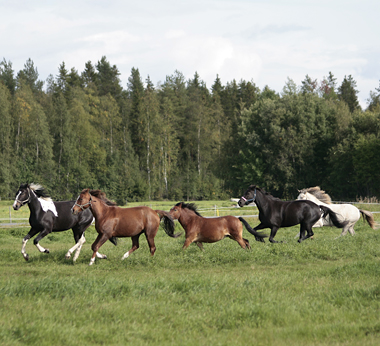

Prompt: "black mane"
[176,202,202,217]
[249,185,281,201]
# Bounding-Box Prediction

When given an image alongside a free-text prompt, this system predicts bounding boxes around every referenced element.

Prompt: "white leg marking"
[121,252,130,260]
[66,235,86,260]
[36,243,48,253]
[72,244,83,262]
[96,252,107,259]
[21,238,28,259]
[89,257,96,266]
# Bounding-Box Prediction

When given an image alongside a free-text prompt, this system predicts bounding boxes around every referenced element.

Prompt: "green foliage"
[0,58,380,202]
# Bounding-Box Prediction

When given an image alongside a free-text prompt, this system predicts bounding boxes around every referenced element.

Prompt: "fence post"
[9,206,12,223]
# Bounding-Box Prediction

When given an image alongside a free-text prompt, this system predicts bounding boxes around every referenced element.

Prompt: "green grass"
[0,200,380,345]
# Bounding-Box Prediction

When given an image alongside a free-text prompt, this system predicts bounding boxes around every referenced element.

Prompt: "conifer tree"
[338,75,361,112]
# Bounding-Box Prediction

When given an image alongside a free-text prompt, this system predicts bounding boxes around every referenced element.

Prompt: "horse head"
[72,189,93,215]
[13,183,32,210]
[238,185,257,207]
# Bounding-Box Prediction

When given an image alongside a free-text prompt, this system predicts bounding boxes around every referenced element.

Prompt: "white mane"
[30,183,53,203]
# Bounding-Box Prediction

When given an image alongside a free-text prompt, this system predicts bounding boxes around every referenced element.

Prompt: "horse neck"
[254,190,269,212]
[177,209,198,230]
[27,190,44,215]
[89,195,108,220]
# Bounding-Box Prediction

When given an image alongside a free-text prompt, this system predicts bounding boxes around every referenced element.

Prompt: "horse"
[12,183,116,262]
[72,189,181,265]
[168,202,267,250]
[297,186,376,236]
[238,185,348,243]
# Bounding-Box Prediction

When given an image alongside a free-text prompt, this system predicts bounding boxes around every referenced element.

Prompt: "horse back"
[275,200,321,227]
[105,206,160,236]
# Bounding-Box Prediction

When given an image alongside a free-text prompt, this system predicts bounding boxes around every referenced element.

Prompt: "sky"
[1,0,379,108]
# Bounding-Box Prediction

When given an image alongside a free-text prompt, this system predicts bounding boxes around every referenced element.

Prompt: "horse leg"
[21,228,39,261]
[182,233,198,250]
[145,231,157,256]
[89,233,109,266]
[66,234,86,261]
[196,242,204,251]
[33,228,52,254]
[243,238,251,249]
[121,234,140,260]
[340,222,355,237]
[298,224,314,243]
[269,226,280,243]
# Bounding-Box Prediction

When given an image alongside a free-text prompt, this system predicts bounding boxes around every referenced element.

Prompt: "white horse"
[297,187,376,236]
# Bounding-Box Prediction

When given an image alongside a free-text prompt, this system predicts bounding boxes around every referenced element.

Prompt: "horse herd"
[11,183,376,265]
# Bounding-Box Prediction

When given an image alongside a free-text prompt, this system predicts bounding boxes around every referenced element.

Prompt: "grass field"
[0,200,380,345]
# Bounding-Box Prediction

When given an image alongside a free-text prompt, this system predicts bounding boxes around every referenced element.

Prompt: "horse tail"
[155,210,182,238]
[238,217,268,241]
[109,236,118,246]
[319,206,348,229]
[359,209,377,229]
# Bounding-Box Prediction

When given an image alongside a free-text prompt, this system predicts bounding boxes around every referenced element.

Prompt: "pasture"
[0,200,380,345]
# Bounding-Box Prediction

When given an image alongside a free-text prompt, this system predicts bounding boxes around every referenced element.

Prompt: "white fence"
[2,200,380,228]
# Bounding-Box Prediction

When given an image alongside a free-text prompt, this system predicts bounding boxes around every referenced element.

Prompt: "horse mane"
[27,183,53,202]
[249,185,281,201]
[88,189,117,206]
[176,202,202,217]
[299,186,332,204]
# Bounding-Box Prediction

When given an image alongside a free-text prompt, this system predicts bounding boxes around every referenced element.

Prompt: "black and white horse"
[238,185,348,243]
[12,183,116,262]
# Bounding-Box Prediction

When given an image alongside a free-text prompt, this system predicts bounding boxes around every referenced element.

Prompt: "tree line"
[1,57,380,203]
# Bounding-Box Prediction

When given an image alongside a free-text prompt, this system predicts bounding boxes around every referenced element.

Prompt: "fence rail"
[2,200,380,228]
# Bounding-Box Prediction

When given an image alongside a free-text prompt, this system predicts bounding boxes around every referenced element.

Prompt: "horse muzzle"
[13,201,22,210]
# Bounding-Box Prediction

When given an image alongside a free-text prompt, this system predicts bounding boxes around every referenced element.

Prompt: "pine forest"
[1,57,380,203]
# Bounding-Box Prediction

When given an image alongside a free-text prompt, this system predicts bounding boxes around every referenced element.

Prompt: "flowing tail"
[239,217,268,242]
[319,206,348,228]
[359,209,377,229]
[155,210,182,238]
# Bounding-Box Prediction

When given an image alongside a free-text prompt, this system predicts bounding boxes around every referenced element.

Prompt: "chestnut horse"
[72,189,181,265]
[169,202,267,250]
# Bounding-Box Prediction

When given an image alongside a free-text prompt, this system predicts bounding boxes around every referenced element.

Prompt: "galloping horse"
[169,202,267,250]
[72,189,181,265]
[297,186,376,236]
[12,183,116,262]
[238,185,348,243]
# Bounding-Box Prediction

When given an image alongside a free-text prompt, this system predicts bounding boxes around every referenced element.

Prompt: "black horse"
[238,185,347,243]
[12,183,116,261]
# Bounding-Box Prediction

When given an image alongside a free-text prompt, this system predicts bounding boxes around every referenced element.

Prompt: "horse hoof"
[44,249,50,254]
[65,252,71,259]
[24,254,29,261]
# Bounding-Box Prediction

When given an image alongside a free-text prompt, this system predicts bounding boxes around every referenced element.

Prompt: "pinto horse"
[238,185,348,243]
[72,189,181,265]
[297,186,376,237]
[169,202,267,250]
[12,183,116,262]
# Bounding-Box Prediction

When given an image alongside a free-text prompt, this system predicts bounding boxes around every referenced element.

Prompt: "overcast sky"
[1,0,379,107]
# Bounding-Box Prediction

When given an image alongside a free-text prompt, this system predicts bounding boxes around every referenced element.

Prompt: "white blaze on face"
[13,191,22,208]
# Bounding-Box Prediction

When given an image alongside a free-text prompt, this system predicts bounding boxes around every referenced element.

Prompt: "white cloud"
[1,0,379,108]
